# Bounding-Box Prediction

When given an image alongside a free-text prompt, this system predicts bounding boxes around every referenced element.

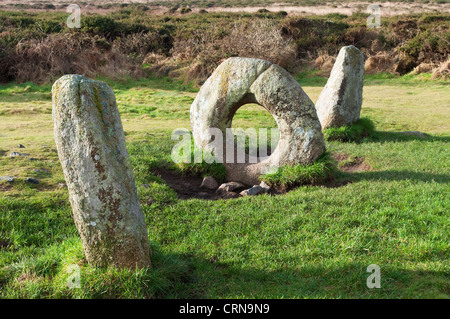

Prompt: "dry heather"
[147,19,297,83]
[314,51,336,76]
[10,34,145,83]
[0,9,448,84]
[431,58,450,79]
[364,53,396,74]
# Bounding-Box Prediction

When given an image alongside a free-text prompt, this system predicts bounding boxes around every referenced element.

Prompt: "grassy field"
[0,73,449,298]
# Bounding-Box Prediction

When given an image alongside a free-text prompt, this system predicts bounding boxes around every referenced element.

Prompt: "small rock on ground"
[9,152,29,157]
[0,176,15,183]
[240,185,267,196]
[25,178,39,184]
[18,144,25,148]
[260,181,271,191]
[200,176,219,190]
[217,181,246,193]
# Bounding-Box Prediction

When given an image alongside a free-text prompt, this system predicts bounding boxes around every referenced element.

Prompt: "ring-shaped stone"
[190,57,325,185]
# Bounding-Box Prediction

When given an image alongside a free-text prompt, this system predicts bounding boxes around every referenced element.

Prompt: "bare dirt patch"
[332,152,372,172]
[153,163,353,201]
[154,168,288,200]
[153,168,232,200]
[205,2,450,16]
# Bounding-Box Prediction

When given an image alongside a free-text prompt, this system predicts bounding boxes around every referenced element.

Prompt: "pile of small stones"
[200,176,271,198]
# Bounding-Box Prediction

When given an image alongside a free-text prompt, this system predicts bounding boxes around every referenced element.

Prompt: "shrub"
[114,31,172,57]
[81,15,118,38]
[0,10,448,84]
[180,8,192,14]
[168,6,179,14]
[282,17,349,58]
[37,20,62,34]
[396,18,450,74]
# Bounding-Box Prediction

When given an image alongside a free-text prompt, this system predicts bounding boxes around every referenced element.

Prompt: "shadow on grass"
[1,197,447,299]
[331,131,450,144]
[101,76,198,93]
[342,170,449,184]
[5,246,446,298]
[367,131,450,143]
[155,251,448,298]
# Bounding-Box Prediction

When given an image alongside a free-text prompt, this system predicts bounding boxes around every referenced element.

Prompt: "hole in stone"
[230,103,280,161]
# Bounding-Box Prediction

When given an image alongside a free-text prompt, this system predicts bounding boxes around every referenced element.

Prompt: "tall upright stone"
[315,45,365,129]
[52,75,151,269]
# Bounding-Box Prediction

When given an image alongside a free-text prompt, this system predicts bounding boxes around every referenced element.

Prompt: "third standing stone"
[52,75,151,269]
[315,45,365,129]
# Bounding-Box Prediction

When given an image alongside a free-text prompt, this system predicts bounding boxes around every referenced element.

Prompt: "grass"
[260,152,336,187]
[0,73,449,298]
[323,117,376,142]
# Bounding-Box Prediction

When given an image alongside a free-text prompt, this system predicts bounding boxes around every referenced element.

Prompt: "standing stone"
[315,45,365,129]
[52,75,151,269]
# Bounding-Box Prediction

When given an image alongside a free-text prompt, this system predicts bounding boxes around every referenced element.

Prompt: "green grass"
[323,117,376,143]
[128,135,228,183]
[260,152,337,187]
[0,74,449,299]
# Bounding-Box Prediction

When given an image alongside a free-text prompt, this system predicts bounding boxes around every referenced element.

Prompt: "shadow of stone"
[342,170,449,184]
[362,131,450,144]
[151,249,449,298]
